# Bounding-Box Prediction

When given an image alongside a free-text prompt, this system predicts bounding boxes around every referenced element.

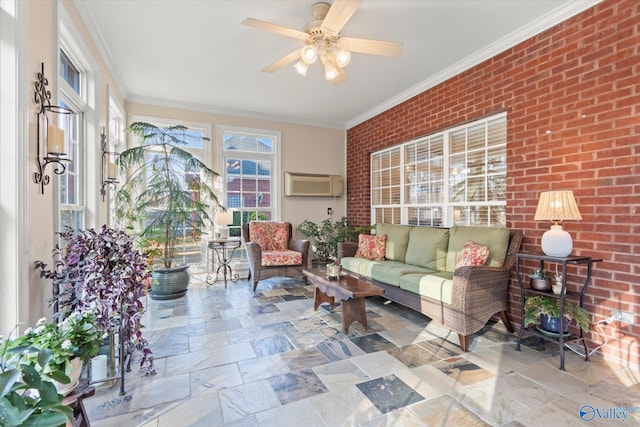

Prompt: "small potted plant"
[297,217,364,265]
[9,313,102,395]
[524,295,590,335]
[529,268,552,291]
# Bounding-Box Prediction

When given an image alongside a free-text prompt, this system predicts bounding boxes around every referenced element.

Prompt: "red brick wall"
[346,0,639,368]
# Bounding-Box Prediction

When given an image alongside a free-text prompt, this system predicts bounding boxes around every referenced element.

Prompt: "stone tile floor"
[83,274,640,426]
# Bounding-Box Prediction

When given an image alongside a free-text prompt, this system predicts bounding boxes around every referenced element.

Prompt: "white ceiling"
[75,0,598,129]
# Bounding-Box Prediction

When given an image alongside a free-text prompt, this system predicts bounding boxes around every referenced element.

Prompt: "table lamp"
[534,191,582,257]
[214,211,234,239]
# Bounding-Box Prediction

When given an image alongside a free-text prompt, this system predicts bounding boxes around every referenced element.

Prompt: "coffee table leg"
[314,287,335,311]
[341,297,367,334]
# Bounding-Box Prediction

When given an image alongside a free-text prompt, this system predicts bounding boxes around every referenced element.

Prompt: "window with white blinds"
[371,113,507,227]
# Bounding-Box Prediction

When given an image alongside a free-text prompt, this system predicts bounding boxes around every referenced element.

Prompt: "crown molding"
[345,0,602,129]
[126,95,346,130]
[73,0,130,99]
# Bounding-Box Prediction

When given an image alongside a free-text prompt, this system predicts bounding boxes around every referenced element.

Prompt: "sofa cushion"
[376,224,411,262]
[261,250,302,267]
[354,233,387,261]
[445,226,511,272]
[249,222,290,251]
[404,227,450,271]
[455,241,490,268]
[340,257,382,278]
[399,272,454,304]
[370,261,435,287]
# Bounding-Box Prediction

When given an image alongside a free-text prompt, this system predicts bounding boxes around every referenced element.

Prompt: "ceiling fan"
[242,0,403,84]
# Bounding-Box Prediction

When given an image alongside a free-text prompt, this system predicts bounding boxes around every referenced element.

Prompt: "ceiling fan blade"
[331,69,348,85]
[242,18,308,41]
[321,0,363,36]
[339,37,403,56]
[262,49,301,73]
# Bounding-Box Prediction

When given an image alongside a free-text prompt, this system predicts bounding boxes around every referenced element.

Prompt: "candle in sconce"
[107,162,117,181]
[47,125,65,155]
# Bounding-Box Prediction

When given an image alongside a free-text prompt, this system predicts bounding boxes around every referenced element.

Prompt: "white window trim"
[0,0,29,334]
[216,125,282,221]
[58,4,100,229]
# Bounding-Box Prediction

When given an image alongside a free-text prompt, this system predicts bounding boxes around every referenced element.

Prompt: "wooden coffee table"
[303,268,385,334]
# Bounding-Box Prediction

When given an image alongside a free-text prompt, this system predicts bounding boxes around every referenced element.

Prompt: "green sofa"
[338,224,523,351]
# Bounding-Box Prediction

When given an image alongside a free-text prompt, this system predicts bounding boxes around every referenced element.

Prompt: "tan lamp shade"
[534,191,582,222]
[534,191,582,257]
[214,211,233,225]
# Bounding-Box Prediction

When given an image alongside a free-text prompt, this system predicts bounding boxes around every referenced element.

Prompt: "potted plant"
[116,122,223,299]
[35,226,154,374]
[529,268,552,291]
[0,335,72,426]
[524,295,590,335]
[8,313,102,395]
[297,217,362,264]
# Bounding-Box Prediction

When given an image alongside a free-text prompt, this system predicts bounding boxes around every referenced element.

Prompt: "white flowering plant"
[9,312,102,381]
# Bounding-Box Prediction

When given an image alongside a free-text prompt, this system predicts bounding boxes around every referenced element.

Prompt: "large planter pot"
[53,357,83,396]
[151,264,190,300]
[539,313,569,335]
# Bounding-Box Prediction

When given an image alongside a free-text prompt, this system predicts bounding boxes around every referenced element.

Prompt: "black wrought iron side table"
[206,238,241,288]
[515,252,600,370]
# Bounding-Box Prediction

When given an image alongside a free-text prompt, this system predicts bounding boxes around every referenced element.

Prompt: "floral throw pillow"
[354,233,387,261]
[456,240,490,268]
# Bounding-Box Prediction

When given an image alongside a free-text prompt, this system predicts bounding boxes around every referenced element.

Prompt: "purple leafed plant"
[35,225,155,373]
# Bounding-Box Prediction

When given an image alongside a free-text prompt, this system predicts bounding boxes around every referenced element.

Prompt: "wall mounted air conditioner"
[284,172,343,197]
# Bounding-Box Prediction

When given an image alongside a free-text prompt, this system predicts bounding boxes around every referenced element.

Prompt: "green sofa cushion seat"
[399,272,454,305]
[370,262,435,287]
[445,226,511,272]
[340,257,382,278]
[404,227,450,271]
[376,223,411,262]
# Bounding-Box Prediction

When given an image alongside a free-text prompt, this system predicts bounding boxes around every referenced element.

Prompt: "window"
[58,49,84,232]
[371,113,507,227]
[219,127,280,237]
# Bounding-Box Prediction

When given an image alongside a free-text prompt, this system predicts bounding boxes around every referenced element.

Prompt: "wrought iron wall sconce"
[33,62,76,194]
[100,128,119,201]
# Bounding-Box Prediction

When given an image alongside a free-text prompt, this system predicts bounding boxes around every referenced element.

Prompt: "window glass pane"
[60,50,80,94]
[467,123,485,151]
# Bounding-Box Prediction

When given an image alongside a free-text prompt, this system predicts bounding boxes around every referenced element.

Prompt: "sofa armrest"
[337,242,358,261]
[451,265,511,309]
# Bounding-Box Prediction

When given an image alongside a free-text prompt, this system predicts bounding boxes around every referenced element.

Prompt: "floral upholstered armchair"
[242,221,310,292]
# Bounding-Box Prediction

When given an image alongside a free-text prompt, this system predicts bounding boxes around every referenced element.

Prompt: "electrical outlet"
[327,207,332,216]
[611,310,634,325]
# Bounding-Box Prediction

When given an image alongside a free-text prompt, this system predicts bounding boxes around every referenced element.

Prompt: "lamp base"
[541,225,573,257]
[218,227,229,239]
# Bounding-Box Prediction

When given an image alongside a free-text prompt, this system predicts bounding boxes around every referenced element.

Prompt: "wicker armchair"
[242,221,310,292]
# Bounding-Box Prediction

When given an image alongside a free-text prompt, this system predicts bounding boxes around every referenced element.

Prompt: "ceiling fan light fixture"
[335,49,351,68]
[323,61,340,80]
[300,45,317,64]
[294,60,309,76]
